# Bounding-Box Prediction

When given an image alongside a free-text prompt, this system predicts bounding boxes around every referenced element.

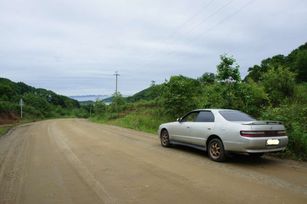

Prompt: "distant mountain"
[102,96,113,103]
[70,95,111,102]
[97,86,164,104]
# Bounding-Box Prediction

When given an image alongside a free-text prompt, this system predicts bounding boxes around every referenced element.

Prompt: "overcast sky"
[0,0,306,96]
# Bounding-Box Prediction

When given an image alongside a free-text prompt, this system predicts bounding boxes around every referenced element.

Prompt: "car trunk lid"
[240,121,286,137]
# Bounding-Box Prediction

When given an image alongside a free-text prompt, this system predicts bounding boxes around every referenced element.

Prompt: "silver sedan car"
[158,109,288,162]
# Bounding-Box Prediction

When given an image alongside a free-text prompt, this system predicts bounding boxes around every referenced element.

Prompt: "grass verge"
[0,126,12,137]
[90,108,170,135]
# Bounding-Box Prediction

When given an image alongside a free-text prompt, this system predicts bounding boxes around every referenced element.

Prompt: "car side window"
[181,112,199,122]
[195,111,214,122]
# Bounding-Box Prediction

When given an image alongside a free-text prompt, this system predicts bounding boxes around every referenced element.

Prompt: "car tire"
[208,138,226,162]
[249,153,264,159]
[160,129,171,147]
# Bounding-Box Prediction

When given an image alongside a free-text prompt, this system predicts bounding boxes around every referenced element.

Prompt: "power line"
[150,0,254,60]
[134,1,218,64]
[160,0,235,56]
[138,0,235,67]
[171,0,234,42]
[165,0,216,40]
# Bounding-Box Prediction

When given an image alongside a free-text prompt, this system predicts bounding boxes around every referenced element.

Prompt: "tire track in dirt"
[49,122,116,204]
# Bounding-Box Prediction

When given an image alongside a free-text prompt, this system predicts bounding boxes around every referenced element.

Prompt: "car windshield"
[219,110,255,121]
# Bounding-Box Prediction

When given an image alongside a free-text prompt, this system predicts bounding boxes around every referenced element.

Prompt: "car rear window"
[219,110,255,121]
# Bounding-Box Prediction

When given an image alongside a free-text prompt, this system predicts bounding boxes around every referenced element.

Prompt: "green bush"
[261,66,296,106]
[261,103,307,160]
[197,83,228,109]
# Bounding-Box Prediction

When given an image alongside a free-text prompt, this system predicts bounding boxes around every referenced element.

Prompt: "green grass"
[0,126,11,136]
[90,107,171,134]
[106,113,163,134]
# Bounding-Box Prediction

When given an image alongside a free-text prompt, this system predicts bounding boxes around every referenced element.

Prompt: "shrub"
[261,66,296,106]
[261,103,307,160]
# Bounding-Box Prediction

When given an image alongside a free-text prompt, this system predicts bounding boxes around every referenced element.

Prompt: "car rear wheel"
[160,129,171,147]
[208,138,226,162]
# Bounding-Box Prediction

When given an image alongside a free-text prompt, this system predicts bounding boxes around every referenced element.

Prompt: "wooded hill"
[0,77,82,123]
[245,42,307,82]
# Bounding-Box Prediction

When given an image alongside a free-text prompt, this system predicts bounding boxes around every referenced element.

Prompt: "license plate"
[266,139,279,145]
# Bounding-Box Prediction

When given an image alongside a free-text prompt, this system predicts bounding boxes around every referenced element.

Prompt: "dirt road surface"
[0,119,306,204]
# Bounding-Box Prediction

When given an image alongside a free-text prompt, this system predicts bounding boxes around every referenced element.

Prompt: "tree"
[110,92,126,113]
[234,80,269,116]
[245,65,265,82]
[245,55,287,82]
[93,100,107,116]
[161,75,200,117]
[216,54,241,82]
[262,66,296,106]
[198,72,215,84]
[0,84,15,101]
[293,50,307,82]
[23,92,51,117]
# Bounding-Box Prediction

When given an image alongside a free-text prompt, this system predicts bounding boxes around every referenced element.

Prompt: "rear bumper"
[227,136,288,153]
[245,147,286,153]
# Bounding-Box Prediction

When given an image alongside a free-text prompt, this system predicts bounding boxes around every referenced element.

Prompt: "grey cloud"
[0,0,306,96]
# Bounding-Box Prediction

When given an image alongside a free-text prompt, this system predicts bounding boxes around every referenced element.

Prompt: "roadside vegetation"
[90,43,307,160]
[0,126,11,136]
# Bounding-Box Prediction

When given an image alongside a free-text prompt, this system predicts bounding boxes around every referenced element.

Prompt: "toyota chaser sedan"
[158,109,288,162]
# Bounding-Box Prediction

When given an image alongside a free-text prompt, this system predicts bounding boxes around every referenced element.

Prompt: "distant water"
[69,95,110,102]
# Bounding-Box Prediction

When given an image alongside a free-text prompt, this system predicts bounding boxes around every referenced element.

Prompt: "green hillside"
[245,42,307,82]
[126,84,164,103]
[0,77,84,122]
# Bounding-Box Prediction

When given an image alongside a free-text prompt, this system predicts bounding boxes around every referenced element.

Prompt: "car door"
[187,111,215,146]
[172,111,199,143]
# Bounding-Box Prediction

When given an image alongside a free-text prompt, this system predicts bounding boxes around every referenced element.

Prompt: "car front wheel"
[208,138,226,162]
[160,129,171,147]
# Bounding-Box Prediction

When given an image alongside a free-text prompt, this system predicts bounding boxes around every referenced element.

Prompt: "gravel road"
[0,119,306,204]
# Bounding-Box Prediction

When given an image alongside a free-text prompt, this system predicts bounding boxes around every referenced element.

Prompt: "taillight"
[240,131,266,137]
[240,130,286,137]
[276,130,286,136]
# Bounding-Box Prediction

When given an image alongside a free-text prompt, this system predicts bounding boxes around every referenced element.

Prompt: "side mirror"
[177,118,181,122]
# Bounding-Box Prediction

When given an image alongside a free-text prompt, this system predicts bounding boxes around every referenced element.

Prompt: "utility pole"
[114,71,120,94]
[19,98,24,119]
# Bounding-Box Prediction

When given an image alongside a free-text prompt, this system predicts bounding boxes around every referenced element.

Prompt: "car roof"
[193,108,236,112]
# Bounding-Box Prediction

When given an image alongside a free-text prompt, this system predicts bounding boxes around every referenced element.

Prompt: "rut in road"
[0,119,307,204]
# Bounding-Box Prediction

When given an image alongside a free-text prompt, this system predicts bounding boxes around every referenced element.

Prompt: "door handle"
[208,128,211,130]
[186,126,190,128]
